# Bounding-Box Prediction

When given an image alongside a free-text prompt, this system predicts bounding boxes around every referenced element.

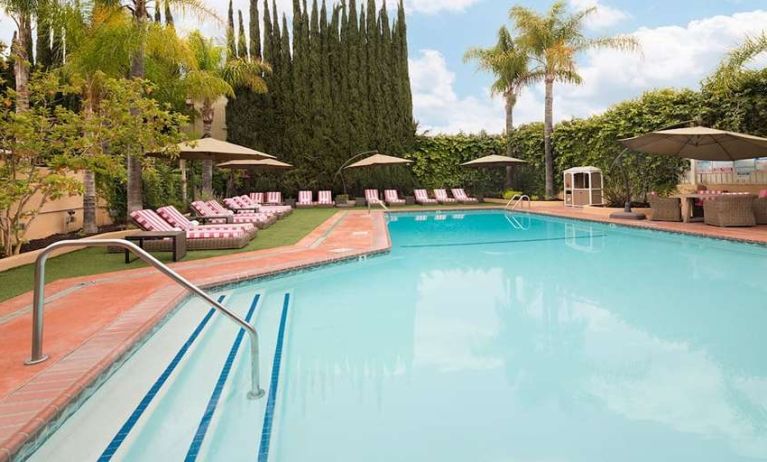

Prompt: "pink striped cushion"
[130,210,177,232]
[318,191,333,204]
[186,228,244,239]
[760,189,767,199]
[298,191,313,204]
[384,190,403,202]
[249,192,264,203]
[206,200,234,216]
[157,206,194,230]
[365,189,381,203]
[266,191,282,204]
[434,189,456,202]
[414,189,433,201]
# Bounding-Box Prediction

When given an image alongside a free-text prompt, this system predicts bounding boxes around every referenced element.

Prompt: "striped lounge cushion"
[298,191,313,204]
[250,192,264,203]
[365,189,381,203]
[318,191,333,204]
[130,210,178,232]
[266,191,282,204]
[185,228,244,239]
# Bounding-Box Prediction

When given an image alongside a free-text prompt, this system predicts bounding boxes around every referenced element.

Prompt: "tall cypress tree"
[250,0,261,59]
[35,7,53,69]
[395,0,414,147]
[238,10,248,59]
[227,0,236,60]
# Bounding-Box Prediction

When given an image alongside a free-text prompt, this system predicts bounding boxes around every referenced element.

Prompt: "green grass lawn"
[0,208,337,303]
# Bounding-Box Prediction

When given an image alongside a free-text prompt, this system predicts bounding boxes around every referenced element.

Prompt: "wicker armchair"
[649,196,682,222]
[754,197,767,225]
[703,194,757,227]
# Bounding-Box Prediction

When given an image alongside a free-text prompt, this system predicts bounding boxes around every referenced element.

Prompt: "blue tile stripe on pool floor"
[184,292,261,461]
[97,294,226,462]
[400,234,607,248]
[258,293,291,462]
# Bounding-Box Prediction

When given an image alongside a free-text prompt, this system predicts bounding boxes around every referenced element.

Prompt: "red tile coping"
[0,210,389,460]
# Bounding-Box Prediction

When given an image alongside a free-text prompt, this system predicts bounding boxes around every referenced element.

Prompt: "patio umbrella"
[619,126,767,161]
[461,154,527,189]
[461,154,527,168]
[217,159,293,170]
[147,138,276,199]
[343,153,413,169]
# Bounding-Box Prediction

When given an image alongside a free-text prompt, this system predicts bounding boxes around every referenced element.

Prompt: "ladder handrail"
[25,239,265,400]
[504,194,531,209]
[367,200,389,214]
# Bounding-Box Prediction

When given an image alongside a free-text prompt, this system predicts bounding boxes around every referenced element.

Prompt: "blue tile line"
[97,294,226,462]
[258,293,291,462]
[400,234,607,248]
[184,293,261,461]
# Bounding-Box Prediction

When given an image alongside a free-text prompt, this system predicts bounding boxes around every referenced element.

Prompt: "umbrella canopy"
[217,159,293,170]
[344,153,413,169]
[619,126,767,161]
[461,154,527,168]
[148,137,277,161]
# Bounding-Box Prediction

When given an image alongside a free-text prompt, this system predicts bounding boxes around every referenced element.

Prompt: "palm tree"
[707,33,767,91]
[464,26,529,187]
[63,1,192,232]
[510,1,638,199]
[1,0,40,113]
[122,0,214,213]
[184,30,270,197]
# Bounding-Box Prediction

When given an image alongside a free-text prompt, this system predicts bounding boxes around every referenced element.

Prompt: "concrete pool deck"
[2,203,767,460]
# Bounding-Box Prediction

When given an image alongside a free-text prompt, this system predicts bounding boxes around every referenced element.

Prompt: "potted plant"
[335,194,351,207]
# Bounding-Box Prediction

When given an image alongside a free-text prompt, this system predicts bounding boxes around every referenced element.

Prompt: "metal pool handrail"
[25,239,265,400]
[505,194,531,210]
[368,200,390,214]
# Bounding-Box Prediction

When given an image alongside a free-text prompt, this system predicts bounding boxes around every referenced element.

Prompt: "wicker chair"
[703,194,757,227]
[754,197,767,225]
[649,196,682,222]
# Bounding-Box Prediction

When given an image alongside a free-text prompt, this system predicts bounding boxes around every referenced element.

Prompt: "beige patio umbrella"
[343,153,414,169]
[619,126,767,161]
[461,154,527,168]
[217,159,293,170]
[148,137,276,199]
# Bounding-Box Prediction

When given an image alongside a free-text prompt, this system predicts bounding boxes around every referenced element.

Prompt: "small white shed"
[564,166,604,207]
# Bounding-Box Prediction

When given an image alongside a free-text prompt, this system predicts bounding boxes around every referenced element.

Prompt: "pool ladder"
[505,194,531,210]
[24,239,265,400]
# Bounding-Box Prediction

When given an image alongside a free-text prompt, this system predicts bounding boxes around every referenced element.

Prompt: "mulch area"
[19,225,126,253]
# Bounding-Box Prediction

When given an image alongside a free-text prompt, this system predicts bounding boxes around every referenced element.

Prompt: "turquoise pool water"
[30,210,767,461]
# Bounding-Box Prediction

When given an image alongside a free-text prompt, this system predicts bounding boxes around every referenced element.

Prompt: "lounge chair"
[297,191,316,208]
[648,195,682,222]
[754,189,767,225]
[414,189,438,205]
[384,189,406,206]
[266,191,283,205]
[433,189,457,204]
[224,197,261,214]
[157,205,258,239]
[239,195,292,217]
[365,189,383,205]
[192,200,276,229]
[451,188,478,204]
[317,190,335,207]
[703,194,756,227]
[130,209,250,250]
[250,192,264,204]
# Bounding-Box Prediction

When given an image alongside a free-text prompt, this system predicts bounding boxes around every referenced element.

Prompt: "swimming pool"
[29,210,767,461]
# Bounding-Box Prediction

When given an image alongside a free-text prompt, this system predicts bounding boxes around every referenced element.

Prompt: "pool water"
[30,211,767,461]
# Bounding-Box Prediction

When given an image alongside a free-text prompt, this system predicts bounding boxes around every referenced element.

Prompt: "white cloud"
[398,0,480,15]
[568,0,629,29]
[419,9,767,134]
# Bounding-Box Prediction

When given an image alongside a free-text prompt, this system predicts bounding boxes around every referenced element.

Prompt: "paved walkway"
[0,210,388,461]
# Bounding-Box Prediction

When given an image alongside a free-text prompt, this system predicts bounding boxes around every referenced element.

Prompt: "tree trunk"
[544,75,555,200]
[504,92,516,189]
[201,101,215,197]
[83,170,98,234]
[13,14,31,113]
[126,0,148,214]
[180,159,188,203]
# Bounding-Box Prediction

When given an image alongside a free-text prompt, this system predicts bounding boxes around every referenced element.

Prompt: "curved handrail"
[25,239,265,400]
[367,200,389,214]
[505,194,531,210]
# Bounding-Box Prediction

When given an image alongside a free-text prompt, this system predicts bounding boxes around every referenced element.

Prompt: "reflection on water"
[270,211,767,461]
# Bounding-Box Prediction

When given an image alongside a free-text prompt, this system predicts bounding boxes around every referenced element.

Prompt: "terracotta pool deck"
[0,210,388,461]
[2,203,767,460]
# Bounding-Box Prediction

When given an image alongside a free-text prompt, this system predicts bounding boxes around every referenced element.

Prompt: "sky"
[0,0,765,135]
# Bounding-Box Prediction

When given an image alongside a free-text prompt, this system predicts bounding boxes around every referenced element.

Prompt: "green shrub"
[502,189,523,200]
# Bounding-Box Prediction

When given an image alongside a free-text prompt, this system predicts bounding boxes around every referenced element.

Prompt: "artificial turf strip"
[0,208,337,303]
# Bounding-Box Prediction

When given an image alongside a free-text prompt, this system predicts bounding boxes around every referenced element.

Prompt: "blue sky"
[0,0,764,134]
